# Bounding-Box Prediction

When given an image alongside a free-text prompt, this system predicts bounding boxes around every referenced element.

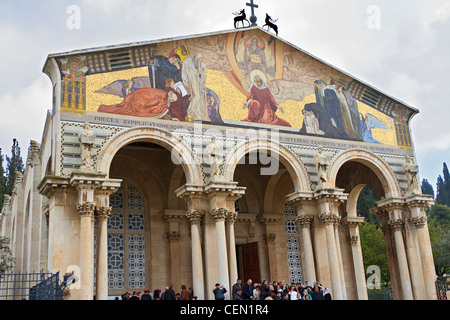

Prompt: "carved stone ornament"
[96,207,112,220]
[410,216,427,229]
[186,209,205,225]
[210,208,229,222]
[76,202,96,217]
[263,233,276,243]
[225,211,238,224]
[319,213,338,226]
[297,215,313,228]
[167,231,181,242]
[388,218,404,232]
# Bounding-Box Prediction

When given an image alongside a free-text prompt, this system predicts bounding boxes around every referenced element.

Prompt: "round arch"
[96,126,204,186]
[222,139,312,192]
[327,149,402,199]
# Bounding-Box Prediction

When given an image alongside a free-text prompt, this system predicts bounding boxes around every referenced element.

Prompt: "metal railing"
[0,271,64,300]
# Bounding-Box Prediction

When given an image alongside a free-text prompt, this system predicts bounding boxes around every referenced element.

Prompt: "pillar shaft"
[412,216,437,300]
[226,212,238,290]
[96,207,110,300]
[186,210,205,300]
[77,202,95,300]
[389,219,413,300]
[211,208,230,300]
[320,213,343,300]
[297,216,316,282]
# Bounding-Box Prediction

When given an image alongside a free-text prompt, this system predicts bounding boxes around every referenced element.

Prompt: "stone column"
[95,206,111,300]
[76,201,96,300]
[297,215,316,283]
[411,214,437,300]
[165,210,184,290]
[94,178,121,300]
[404,217,426,300]
[319,213,343,300]
[186,209,205,300]
[345,217,368,300]
[260,214,282,282]
[211,207,230,300]
[388,218,413,300]
[226,211,238,288]
[333,215,347,300]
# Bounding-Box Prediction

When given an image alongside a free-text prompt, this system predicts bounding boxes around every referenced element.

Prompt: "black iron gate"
[436,280,448,300]
[0,271,64,300]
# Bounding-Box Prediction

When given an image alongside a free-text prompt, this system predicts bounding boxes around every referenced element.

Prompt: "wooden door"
[241,242,261,283]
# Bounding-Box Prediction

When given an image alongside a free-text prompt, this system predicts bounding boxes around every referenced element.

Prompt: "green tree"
[0,148,6,209]
[5,139,24,196]
[359,221,390,284]
[443,163,450,197]
[433,230,450,278]
[0,236,14,274]
[436,175,448,206]
[421,179,434,198]
[357,185,380,227]
[428,204,450,229]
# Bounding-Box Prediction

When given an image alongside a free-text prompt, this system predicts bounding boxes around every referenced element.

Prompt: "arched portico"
[96,126,204,186]
[222,139,312,193]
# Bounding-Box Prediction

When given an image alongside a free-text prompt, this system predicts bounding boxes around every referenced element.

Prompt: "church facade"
[0,27,437,300]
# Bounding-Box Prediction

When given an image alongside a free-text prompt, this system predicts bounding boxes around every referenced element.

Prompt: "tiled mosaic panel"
[286,237,303,284]
[128,213,145,231]
[108,212,125,231]
[285,219,298,234]
[108,234,125,289]
[284,202,296,216]
[128,234,146,289]
[127,183,144,210]
[110,185,124,209]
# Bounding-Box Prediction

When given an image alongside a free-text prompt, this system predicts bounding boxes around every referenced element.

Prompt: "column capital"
[186,209,205,225]
[210,208,229,222]
[225,211,238,224]
[409,216,427,229]
[76,202,96,217]
[388,218,404,232]
[347,235,359,246]
[166,231,181,242]
[319,212,340,226]
[296,215,313,227]
[263,233,276,243]
[96,206,111,220]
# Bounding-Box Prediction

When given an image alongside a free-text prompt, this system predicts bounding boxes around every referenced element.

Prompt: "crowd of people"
[119,284,198,301]
[118,279,332,301]
[223,279,332,301]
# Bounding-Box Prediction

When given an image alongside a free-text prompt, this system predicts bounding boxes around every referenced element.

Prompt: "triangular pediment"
[45,27,416,150]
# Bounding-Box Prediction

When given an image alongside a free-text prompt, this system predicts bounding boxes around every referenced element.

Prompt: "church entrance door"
[241,242,261,283]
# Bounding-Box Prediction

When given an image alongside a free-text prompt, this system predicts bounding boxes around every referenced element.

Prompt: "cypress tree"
[443,163,450,201]
[421,179,435,198]
[5,139,24,196]
[436,175,448,206]
[0,149,6,209]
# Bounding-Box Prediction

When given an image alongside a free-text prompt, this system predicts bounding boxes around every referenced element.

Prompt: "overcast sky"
[0,0,449,191]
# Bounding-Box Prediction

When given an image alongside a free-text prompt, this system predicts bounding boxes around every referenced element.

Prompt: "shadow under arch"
[327,149,402,200]
[96,126,204,186]
[222,139,312,193]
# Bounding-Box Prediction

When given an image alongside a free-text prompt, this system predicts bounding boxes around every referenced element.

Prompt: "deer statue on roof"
[262,13,278,36]
[233,9,250,29]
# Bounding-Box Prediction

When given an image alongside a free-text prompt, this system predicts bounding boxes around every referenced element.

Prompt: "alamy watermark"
[367,5,381,30]
[169,122,282,177]
[67,5,81,30]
